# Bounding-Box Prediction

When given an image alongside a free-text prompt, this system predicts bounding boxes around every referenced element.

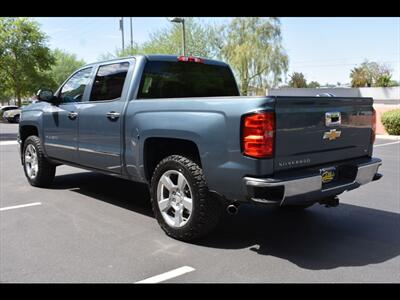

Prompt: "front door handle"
[68,111,78,120]
[106,111,120,121]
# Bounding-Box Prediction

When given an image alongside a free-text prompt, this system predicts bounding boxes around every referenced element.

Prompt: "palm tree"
[350,67,368,87]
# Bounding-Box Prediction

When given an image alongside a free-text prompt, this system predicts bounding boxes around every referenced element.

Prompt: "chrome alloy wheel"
[157,170,193,228]
[25,144,39,179]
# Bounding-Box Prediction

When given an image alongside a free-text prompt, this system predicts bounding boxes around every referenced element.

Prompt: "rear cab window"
[138,60,239,99]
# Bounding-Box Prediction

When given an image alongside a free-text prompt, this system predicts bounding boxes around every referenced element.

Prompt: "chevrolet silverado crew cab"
[18,55,382,241]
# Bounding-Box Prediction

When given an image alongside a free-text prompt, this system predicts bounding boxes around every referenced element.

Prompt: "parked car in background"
[1,105,19,121]
[3,108,22,123]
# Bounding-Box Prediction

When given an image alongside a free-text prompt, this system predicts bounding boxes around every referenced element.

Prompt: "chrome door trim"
[78,147,120,157]
[45,143,77,151]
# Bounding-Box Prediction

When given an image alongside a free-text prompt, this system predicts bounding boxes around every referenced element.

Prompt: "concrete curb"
[376,135,400,140]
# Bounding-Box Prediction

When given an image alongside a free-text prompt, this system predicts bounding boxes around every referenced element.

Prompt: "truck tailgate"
[274,97,374,172]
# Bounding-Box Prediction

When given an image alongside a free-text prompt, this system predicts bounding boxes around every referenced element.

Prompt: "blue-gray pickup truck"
[18,55,382,241]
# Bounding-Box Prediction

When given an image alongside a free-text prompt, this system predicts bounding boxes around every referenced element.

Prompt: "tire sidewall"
[22,136,55,187]
[151,158,203,237]
[23,137,38,185]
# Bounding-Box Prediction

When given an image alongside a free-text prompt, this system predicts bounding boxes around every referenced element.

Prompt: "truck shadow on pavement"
[202,203,400,270]
[52,171,154,218]
[52,171,400,271]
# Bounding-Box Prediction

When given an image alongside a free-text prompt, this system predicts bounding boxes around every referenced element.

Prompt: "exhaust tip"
[226,204,238,215]
[319,196,339,208]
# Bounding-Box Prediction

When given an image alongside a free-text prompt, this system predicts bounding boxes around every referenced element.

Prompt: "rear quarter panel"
[124,96,275,201]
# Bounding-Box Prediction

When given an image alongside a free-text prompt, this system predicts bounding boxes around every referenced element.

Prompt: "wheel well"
[143,137,201,181]
[20,125,39,147]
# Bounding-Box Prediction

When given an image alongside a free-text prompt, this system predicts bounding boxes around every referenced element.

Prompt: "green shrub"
[381,109,400,135]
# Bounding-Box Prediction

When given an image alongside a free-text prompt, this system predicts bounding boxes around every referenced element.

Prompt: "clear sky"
[34,17,400,86]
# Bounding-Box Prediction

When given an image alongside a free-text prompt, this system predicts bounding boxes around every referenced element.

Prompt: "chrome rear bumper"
[243,157,382,205]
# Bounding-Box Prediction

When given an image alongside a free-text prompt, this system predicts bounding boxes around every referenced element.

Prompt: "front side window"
[89,62,129,102]
[60,67,92,103]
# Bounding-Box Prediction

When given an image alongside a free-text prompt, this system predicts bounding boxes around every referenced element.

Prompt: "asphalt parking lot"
[0,122,399,283]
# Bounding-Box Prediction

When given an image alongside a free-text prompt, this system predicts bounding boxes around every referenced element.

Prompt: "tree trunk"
[241,80,249,96]
[15,86,21,107]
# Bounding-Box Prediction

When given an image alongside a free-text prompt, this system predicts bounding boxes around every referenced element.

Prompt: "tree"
[307,81,320,88]
[0,86,13,106]
[0,70,13,105]
[372,63,393,87]
[99,18,215,60]
[350,66,368,87]
[350,60,394,87]
[141,18,216,57]
[375,74,392,87]
[212,17,288,95]
[98,44,141,60]
[45,49,86,90]
[0,17,55,106]
[288,72,307,88]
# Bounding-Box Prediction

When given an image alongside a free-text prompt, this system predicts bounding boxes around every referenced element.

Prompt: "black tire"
[150,155,222,242]
[22,135,56,187]
[13,114,20,123]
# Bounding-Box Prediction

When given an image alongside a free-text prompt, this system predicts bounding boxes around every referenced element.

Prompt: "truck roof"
[84,54,229,68]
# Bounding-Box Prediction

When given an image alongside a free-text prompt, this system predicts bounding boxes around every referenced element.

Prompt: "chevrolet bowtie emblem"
[323,129,341,140]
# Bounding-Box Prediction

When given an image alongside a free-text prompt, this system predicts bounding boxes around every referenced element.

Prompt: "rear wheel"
[150,155,222,242]
[23,136,56,187]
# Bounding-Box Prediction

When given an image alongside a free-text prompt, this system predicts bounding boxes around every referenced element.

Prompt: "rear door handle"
[68,111,78,120]
[106,111,120,121]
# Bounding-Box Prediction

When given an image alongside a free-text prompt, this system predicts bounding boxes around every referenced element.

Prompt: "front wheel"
[23,136,56,187]
[150,155,222,242]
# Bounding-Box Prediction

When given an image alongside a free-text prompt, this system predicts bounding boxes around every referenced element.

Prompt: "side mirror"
[37,89,55,103]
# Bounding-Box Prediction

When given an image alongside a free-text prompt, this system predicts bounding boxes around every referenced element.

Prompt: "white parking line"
[0,202,42,211]
[374,141,400,148]
[0,140,18,146]
[136,266,195,283]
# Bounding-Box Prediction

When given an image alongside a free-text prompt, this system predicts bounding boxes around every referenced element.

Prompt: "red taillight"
[371,108,376,144]
[177,55,204,63]
[241,112,275,158]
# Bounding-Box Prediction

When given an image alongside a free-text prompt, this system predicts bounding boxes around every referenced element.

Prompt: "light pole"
[169,17,185,56]
[119,17,125,52]
[130,17,133,49]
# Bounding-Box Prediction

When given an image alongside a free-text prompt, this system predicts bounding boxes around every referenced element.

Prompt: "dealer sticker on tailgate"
[320,167,337,184]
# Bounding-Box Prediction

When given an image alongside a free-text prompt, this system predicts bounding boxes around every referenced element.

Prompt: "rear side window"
[90,62,129,102]
[138,61,239,99]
